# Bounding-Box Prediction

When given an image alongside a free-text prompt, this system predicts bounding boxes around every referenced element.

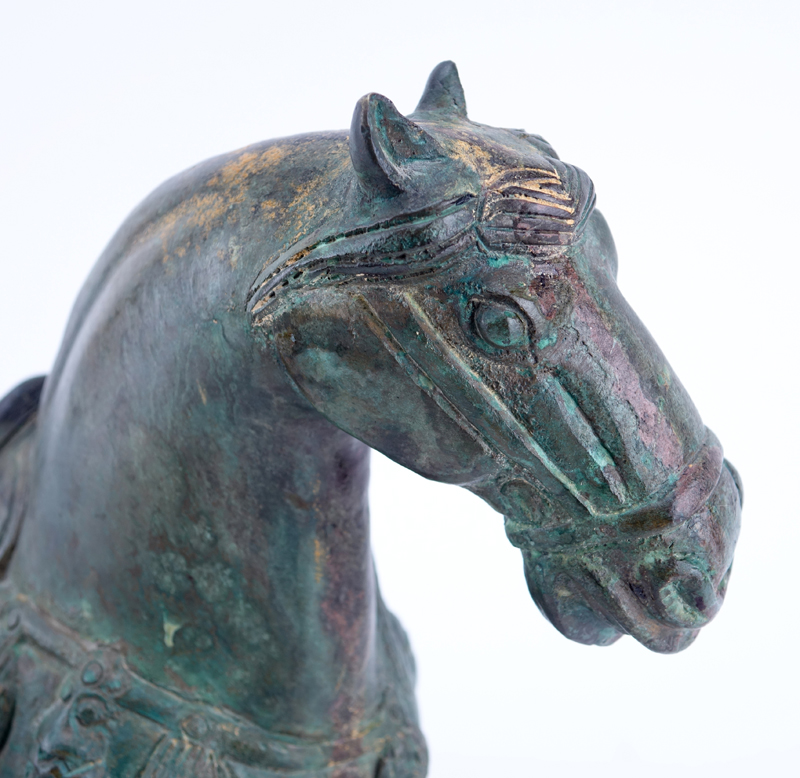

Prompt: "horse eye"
[74,694,109,727]
[473,299,529,349]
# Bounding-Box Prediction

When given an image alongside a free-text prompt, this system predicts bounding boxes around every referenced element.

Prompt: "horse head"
[248,62,742,654]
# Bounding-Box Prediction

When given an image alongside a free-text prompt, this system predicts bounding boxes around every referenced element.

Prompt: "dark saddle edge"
[0,376,46,451]
[0,376,45,580]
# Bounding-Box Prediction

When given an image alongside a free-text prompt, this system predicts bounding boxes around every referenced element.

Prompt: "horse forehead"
[420,119,555,176]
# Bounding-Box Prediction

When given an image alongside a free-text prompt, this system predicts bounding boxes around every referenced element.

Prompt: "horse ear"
[414,61,467,118]
[349,93,442,197]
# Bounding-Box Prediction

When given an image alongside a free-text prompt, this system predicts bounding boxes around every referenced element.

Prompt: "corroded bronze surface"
[0,62,741,775]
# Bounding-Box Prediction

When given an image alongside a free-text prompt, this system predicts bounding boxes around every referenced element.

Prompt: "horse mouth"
[34,759,106,778]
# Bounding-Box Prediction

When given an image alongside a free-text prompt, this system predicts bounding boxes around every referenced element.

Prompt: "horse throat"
[8,317,409,740]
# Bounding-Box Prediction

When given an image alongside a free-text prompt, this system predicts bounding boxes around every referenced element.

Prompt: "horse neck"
[11,289,388,736]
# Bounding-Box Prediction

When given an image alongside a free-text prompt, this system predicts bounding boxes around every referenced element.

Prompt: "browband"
[247,159,597,320]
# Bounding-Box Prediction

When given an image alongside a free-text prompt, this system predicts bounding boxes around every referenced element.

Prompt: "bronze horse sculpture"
[0,62,741,776]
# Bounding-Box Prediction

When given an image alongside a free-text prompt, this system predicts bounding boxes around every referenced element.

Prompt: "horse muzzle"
[505,430,742,653]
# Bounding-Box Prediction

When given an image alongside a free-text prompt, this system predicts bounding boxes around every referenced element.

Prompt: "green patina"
[0,62,741,776]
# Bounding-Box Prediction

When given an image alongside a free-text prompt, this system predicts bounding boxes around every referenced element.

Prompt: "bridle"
[248,160,722,554]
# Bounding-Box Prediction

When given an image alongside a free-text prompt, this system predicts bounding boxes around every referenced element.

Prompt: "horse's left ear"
[349,93,443,197]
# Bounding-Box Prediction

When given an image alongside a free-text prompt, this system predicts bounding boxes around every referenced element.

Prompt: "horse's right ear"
[414,61,467,117]
[349,93,443,197]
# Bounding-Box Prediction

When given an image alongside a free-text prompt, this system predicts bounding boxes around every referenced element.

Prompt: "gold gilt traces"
[144,145,292,262]
[287,179,320,226]
[206,145,287,188]
[249,247,314,315]
[205,150,258,187]
[150,191,233,254]
[447,138,495,174]
[282,153,350,227]
[509,181,573,202]
[503,194,575,214]
[482,167,578,223]
[228,243,241,270]
[314,537,326,585]
[163,615,183,648]
[519,168,560,179]
[216,241,242,269]
[284,247,311,268]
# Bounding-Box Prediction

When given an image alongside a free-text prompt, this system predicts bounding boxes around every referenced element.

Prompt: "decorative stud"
[81,660,104,685]
[181,713,209,739]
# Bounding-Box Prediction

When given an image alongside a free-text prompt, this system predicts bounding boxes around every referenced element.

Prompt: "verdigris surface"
[0,62,741,776]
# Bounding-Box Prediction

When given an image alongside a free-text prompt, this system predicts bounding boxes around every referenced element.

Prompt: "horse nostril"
[37,740,79,773]
[659,582,702,627]
[36,746,65,777]
[656,562,720,629]
[724,458,743,507]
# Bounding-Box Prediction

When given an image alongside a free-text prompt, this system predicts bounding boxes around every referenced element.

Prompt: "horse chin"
[628,625,700,654]
[541,601,624,648]
[522,561,623,647]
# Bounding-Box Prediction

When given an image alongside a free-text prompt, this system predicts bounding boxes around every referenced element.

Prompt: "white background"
[1,1,798,775]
